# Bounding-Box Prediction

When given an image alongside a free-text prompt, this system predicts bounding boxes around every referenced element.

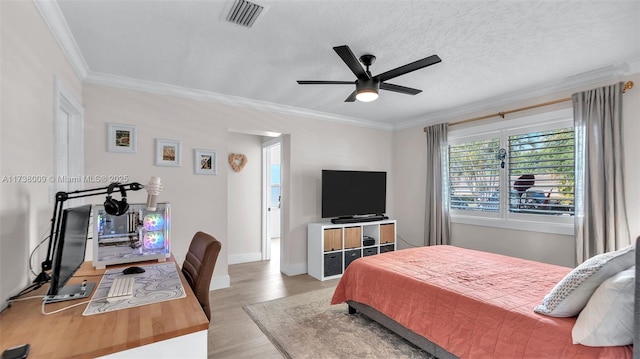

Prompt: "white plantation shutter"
[509,127,575,215]
[447,110,575,234]
[448,138,500,212]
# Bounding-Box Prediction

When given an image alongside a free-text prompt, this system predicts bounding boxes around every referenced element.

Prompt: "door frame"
[261,137,282,261]
[54,76,84,197]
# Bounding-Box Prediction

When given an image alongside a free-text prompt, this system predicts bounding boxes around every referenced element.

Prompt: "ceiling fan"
[297,45,441,103]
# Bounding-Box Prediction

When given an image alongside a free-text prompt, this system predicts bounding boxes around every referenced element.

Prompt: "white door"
[54,78,84,200]
[53,78,86,256]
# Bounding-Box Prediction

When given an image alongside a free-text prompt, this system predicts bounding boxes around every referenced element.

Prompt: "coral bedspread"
[331,245,632,358]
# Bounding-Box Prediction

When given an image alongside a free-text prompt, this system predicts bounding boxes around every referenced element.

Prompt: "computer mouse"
[122,266,145,275]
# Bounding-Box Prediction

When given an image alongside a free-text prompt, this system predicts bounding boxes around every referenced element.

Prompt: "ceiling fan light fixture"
[356,88,379,102]
[355,78,380,102]
[297,45,441,103]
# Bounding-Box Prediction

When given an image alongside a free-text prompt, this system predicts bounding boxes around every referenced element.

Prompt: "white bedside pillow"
[572,266,635,346]
[534,244,634,317]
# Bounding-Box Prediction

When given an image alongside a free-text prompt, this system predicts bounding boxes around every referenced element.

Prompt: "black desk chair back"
[182,231,221,322]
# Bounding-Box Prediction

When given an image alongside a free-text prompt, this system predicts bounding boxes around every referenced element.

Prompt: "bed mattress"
[331,245,632,358]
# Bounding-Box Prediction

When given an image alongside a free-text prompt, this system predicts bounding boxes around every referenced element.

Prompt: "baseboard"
[228,252,262,265]
[280,262,307,277]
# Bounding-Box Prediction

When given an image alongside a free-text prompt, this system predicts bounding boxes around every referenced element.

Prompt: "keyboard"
[106,276,135,302]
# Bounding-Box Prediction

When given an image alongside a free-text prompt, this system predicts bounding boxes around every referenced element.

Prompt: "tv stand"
[331,215,388,224]
[308,219,396,280]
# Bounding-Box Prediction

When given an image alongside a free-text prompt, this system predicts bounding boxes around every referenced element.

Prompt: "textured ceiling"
[54,0,640,129]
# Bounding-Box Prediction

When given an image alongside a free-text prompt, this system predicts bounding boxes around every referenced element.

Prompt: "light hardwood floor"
[208,239,340,358]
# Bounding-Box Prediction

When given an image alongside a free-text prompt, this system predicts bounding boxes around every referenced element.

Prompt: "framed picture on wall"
[155,139,182,167]
[194,149,217,175]
[107,123,137,153]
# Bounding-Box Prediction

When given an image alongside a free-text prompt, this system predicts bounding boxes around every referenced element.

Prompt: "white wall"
[0,0,395,300]
[82,84,231,288]
[0,1,83,307]
[227,132,262,264]
[7,0,635,305]
[81,83,395,282]
[393,73,640,267]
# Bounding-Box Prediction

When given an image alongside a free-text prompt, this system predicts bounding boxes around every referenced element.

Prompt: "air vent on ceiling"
[227,0,264,28]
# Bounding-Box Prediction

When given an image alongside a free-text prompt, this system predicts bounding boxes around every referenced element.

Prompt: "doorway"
[262,138,282,267]
[53,77,86,258]
[54,77,84,200]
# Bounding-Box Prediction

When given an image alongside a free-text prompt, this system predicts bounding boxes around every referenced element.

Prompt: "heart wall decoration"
[229,153,248,172]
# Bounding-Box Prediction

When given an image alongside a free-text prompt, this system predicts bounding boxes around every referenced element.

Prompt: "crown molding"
[36,0,636,133]
[35,0,390,131]
[84,72,394,131]
[33,0,89,80]
[394,59,640,131]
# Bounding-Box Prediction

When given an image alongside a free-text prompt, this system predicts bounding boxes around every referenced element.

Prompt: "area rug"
[243,287,433,358]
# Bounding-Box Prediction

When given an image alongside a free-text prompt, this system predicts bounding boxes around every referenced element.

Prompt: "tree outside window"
[447,114,575,231]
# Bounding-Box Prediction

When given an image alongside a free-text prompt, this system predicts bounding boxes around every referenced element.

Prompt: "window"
[508,128,575,216]
[449,138,500,212]
[448,109,575,234]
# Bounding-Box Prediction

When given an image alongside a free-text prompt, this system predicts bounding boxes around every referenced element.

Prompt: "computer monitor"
[45,204,96,304]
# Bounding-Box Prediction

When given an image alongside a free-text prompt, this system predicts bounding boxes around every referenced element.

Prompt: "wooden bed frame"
[343,237,639,358]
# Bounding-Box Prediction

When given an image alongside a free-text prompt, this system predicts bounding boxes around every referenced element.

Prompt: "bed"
[331,241,637,358]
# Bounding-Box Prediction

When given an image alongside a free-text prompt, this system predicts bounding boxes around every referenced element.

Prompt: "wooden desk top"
[0,257,209,358]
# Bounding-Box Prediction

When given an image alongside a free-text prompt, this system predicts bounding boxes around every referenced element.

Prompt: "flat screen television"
[45,204,96,303]
[321,170,387,221]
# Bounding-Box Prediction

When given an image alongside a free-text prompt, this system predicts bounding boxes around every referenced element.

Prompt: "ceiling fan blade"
[374,54,441,82]
[380,82,422,95]
[345,90,357,102]
[333,45,370,80]
[297,80,354,85]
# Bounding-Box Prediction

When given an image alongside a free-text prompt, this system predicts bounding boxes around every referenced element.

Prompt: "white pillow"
[534,244,635,317]
[572,266,635,346]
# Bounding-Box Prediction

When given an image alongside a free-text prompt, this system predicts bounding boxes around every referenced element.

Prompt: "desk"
[0,257,209,358]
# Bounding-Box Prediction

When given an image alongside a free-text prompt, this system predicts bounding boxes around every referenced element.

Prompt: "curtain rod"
[424,80,634,131]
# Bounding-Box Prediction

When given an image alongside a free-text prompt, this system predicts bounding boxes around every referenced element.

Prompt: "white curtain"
[424,123,450,246]
[573,82,630,264]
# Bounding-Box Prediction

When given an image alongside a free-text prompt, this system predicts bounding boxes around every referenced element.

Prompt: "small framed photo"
[155,139,182,167]
[107,123,137,153]
[194,149,217,175]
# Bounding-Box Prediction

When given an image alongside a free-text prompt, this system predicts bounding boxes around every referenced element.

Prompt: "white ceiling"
[51,0,640,130]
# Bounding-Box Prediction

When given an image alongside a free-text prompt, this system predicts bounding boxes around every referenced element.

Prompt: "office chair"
[182,231,221,322]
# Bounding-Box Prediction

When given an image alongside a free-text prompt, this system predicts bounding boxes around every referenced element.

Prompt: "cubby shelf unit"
[307,219,396,281]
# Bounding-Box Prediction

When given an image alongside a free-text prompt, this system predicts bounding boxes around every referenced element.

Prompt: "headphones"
[104,182,129,216]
